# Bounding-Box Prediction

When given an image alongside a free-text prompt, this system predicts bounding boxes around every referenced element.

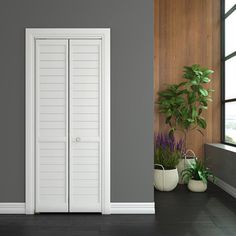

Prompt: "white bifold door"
[35,39,102,213]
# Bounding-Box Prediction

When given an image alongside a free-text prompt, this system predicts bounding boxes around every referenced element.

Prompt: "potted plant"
[181,159,215,192]
[154,133,184,191]
[156,64,214,180]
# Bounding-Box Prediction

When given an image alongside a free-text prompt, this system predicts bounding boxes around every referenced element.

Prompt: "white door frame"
[25,28,110,214]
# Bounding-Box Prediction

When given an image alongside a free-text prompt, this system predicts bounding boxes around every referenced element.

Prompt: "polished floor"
[0,184,236,236]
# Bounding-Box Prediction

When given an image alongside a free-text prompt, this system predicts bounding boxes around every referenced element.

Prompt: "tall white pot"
[154,165,179,191]
[177,149,196,184]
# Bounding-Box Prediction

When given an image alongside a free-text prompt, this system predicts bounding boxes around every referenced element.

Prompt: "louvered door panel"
[69,40,101,212]
[35,40,68,212]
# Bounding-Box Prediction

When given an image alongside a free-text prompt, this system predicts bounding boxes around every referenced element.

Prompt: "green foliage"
[181,159,215,184]
[157,64,214,138]
[154,147,181,170]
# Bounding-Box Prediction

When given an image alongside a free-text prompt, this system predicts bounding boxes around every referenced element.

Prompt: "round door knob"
[76,137,81,142]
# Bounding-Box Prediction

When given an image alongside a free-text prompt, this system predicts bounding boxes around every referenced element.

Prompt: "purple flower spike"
[154,132,185,154]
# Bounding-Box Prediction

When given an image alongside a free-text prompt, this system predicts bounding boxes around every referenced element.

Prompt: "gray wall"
[0,0,154,202]
[205,144,236,188]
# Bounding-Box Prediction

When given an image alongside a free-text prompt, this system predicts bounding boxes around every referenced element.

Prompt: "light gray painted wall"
[205,144,236,189]
[0,0,153,202]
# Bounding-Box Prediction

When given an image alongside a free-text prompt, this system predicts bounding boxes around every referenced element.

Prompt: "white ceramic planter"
[154,167,179,191]
[188,179,207,192]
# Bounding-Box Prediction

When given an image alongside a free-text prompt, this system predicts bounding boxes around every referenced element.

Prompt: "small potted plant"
[156,64,214,180]
[154,133,184,191]
[181,159,215,192]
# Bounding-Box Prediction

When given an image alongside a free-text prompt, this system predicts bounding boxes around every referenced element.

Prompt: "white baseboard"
[0,202,156,214]
[110,202,155,214]
[213,177,236,198]
[0,203,26,214]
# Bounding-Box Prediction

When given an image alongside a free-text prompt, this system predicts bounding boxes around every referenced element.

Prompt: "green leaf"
[202,77,210,83]
[199,105,207,110]
[187,118,194,123]
[204,69,214,76]
[177,82,187,87]
[190,80,198,85]
[158,91,173,97]
[188,93,196,104]
[192,107,197,119]
[208,89,214,92]
[199,88,208,96]
[198,118,207,129]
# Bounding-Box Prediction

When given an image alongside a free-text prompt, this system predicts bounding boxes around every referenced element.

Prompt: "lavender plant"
[154,133,184,170]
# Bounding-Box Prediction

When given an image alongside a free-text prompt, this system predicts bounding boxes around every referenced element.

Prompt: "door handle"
[72,137,81,143]
[76,137,81,142]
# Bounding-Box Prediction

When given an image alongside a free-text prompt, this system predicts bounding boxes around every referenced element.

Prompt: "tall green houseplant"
[157,64,214,150]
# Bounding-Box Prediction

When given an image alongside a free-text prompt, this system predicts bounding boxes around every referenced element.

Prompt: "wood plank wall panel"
[154,0,221,158]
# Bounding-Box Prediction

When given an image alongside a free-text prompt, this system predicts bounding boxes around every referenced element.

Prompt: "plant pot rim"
[154,167,177,171]
[189,179,207,183]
